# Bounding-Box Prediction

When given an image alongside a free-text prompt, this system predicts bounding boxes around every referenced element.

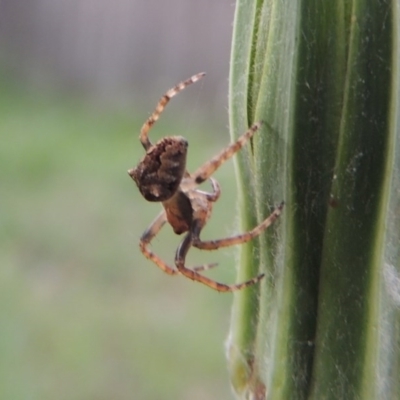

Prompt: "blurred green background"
[0,2,240,399]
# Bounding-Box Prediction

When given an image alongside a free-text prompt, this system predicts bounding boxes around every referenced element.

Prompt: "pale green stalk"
[227,1,400,399]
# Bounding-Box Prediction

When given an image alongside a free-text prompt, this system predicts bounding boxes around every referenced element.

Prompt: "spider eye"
[129,136,187,202]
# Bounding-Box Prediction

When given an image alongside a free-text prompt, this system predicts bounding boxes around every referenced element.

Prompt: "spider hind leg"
[192,122,262,184]
[139,72,206,150]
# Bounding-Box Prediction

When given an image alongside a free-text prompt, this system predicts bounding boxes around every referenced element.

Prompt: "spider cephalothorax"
[129,72,284,292]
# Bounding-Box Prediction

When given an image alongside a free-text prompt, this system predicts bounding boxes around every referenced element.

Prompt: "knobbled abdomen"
[128,136,188,202]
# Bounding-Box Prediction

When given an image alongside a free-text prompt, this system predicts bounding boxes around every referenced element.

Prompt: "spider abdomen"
[128,136,188,202]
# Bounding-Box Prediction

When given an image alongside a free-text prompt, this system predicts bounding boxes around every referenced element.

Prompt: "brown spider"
[128,72,284,292]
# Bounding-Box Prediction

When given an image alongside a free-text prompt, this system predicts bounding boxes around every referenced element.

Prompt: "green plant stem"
[228,0,400,399]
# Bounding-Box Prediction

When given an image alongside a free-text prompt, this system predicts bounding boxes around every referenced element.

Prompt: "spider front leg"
[139,211,177,275]
[175,221,265,293]
[140,211,218,275]
[139,72,206,150]
[197,177,221,202]
[193,202,284,250]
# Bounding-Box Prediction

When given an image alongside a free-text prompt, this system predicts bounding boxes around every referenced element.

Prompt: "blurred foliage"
[0,80,242,399]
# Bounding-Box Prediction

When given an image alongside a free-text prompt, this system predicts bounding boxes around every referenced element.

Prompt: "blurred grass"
[0,81,240,399]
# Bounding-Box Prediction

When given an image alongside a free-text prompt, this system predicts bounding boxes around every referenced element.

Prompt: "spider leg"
[196,177,221,202]
[175,221,265,292]
[139,211,218,275]
[139,72,206,150]
[139,211,177,275]
[193,202,284,250]
[192,122,261,184]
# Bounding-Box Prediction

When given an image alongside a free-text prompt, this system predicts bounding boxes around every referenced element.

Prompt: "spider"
[128,72,284,292]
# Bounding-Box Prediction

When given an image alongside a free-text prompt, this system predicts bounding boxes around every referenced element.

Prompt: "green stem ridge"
[228,0,400,399]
